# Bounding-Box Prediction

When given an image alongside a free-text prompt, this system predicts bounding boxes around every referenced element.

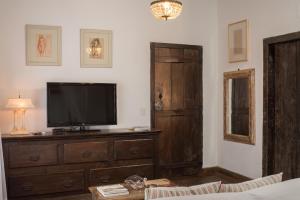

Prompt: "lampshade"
[6,98,34,109]
[150,0,183,21]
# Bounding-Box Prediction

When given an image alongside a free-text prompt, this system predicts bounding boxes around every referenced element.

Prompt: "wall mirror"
[224,69,255,145]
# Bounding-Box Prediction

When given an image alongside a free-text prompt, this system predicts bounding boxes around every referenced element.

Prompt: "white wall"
[218,0,300,178]
[0,0,219,167]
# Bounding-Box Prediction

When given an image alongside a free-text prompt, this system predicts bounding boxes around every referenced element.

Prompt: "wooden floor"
[42,167,250,200]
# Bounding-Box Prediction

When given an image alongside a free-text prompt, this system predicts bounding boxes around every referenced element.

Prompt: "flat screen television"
[47,82,117,128]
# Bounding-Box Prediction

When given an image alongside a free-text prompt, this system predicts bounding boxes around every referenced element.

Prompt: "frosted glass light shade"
[6,98,34,109]
[150,0,183,21]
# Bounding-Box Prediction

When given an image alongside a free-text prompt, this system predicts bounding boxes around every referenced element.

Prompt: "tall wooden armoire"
[264,32,300,180]
[150,43,203,176]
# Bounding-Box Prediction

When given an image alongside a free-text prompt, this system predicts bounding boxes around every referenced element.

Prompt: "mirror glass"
[227,78,249,135]
[224,69,255,145]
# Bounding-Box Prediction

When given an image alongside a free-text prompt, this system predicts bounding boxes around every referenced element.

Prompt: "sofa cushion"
[190,181,221,195]
[219,172,283,193]
[145,187,192,200]
[145,181,221,200]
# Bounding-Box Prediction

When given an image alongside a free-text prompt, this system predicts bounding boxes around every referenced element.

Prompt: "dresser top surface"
[1,128,160,141]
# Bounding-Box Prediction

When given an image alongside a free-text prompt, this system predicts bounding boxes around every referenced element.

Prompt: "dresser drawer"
[8,171,84,197]
[90,165,153,186]
[115,139,154,160]
[8,144,58,168]
[64,141,111,164]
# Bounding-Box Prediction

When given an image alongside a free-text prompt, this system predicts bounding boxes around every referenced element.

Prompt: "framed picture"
[26,25,62,66]
[80,29,112,68]
[228,19,248,63]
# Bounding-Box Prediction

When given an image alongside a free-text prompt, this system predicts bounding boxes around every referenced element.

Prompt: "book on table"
[97,184,129,197]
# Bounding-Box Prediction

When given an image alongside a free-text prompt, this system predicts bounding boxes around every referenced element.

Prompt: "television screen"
[47,82,117,127]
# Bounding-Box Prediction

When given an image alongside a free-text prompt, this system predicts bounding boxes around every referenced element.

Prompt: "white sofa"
[155,178,300,200]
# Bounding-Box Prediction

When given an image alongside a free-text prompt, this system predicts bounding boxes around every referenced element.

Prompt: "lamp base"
[10,108,30,135]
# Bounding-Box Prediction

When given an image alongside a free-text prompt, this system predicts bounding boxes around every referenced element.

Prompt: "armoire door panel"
[184,111,201,162]
[297,140,300,177]
[184,49,200,61]
[171,63,185,110]
[184,63,201,109]
[155,48,184,63]
[155,63,171,111]
[171,115,185,163]
[155,115,172,164]
[274,42,298,180]
[297,41,300,178]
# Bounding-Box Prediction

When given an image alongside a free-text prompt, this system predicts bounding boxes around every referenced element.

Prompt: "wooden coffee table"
[89,179,174,200]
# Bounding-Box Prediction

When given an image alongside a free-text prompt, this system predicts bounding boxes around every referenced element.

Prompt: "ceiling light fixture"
[150,0,183,21]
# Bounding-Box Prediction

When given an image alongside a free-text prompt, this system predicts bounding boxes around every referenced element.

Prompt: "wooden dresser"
[1,129,160,199]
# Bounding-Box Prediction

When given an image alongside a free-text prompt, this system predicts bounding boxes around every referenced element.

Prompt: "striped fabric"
[219,172,283,193]
[145,182,221,200]
[190,181,221,195]
[145,187,191,200]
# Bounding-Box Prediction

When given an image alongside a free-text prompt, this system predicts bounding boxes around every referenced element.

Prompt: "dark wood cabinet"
[151,43,203,176]
[2,129,159,199]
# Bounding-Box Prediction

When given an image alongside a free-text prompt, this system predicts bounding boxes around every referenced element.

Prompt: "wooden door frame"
[263,31,300,176]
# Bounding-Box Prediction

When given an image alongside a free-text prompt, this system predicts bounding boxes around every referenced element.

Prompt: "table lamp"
[6,96,34,134]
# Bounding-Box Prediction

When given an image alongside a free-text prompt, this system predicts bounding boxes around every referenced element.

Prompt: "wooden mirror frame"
[224,69,255,145]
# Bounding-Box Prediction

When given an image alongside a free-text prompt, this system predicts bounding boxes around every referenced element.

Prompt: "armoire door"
[151,43,203,176]
[264,34,300,180]
[297,41,300,178]
[273,41,298,180]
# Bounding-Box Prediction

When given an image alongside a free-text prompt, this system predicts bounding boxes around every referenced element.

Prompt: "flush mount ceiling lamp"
[150,0,183,21]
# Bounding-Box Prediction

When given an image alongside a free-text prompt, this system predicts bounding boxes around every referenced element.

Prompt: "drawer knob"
[82,151,92,158]
[29,155,40,162]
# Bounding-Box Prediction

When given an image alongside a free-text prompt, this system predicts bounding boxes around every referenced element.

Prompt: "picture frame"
[228,19,248,63]
[80,29,112,68]
[26,25,62,66]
